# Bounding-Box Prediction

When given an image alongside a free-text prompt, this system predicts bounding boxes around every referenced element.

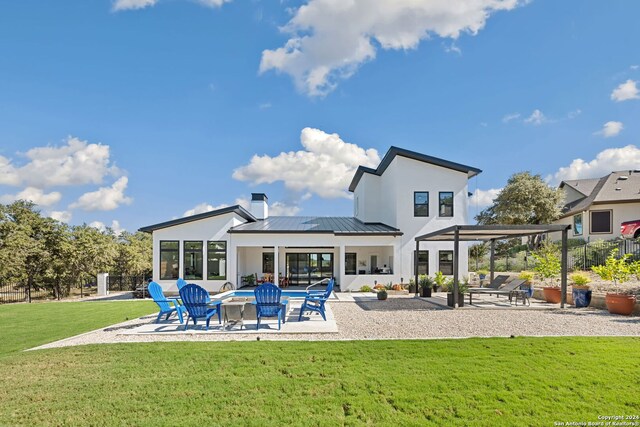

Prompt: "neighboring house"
[554,170,640,241]
[140,146,481,292]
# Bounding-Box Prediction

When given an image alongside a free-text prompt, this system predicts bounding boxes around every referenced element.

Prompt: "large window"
[207,241,227,280]
[345,253,357,275]
[590,210,612,234]
[573,213,583,236]
[439,192,454,217]
[263,252,274,274]
[414,192,429,217]
[183,241,203,280]
[439,251,453,275]
[415,250,429,275]
[160,241,179,280]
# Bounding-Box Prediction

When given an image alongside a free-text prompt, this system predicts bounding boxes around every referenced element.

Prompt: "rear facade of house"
[140,146,481,292]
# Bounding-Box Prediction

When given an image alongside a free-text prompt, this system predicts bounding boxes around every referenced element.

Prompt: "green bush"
[359,285,373,292]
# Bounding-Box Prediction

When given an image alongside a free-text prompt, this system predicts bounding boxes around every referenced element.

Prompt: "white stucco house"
[553,170,640,241]
[140,146,482,292]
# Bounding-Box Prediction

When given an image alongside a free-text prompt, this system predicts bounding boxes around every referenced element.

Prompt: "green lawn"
[1,302,639,426]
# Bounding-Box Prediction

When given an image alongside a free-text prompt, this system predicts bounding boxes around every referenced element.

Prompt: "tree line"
[0,200,151,299]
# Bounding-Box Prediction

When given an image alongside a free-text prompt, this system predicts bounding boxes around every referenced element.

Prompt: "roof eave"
[139,205,256,233]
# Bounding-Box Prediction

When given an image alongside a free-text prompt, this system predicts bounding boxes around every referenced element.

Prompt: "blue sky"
[0,0,639,232]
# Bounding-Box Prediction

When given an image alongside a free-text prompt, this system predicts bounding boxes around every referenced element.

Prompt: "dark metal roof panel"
[228,216,402,235]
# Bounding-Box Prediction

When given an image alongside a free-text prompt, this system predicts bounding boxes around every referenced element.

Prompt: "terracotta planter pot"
[605,293,636,315]
[543,287,562,304]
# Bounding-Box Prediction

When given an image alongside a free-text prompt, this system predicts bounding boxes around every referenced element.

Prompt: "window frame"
[589,210,612,234]
[438,192,454,217]
[414,191,429,217]
[573,213,583,236]
[159,240,180,280]
[207,241,227,280]
[414,250,429,276]
[438,250,454,275]
[183,241,204,280]
[262,252,274,274]
[345,253,357,275]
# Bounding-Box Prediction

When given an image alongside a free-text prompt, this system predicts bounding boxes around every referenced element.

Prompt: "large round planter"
[522,284,534,298]
[605,294,636,315]
[377,292,388,301]
[572,287,592,308]
[420,287,432,298]
[543,287,562,304]
[408,284,417,294]
[447,293,465,308]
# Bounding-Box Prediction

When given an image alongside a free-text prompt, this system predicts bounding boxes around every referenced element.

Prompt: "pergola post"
[414,240,419,296]
[561,227,568,308]
[453,226,460,308]
[489,239,495,283]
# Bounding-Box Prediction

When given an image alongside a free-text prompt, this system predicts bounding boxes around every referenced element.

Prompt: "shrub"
[570,272,591,287]
[518,271,535,284]
[591,250,632,293]
[532,241,561,287]
[434,271,447,289]
[384,282,393,291]
[477,269,489,277]
[360,285,373,292]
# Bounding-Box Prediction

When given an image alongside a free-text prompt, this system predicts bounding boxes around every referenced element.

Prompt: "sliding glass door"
[286,252,334,286]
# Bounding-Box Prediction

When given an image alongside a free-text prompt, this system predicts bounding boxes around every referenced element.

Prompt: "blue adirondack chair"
[179,284,221,331]
[298,278,334,321]
[176,278,187,291]
[148,281,186,324]
[253,283,288,330]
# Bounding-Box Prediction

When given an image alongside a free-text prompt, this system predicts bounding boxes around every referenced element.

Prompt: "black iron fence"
[107,275,148,298]
[470,238,640,273]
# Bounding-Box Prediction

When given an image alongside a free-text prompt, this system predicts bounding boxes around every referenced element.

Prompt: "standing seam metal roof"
[228,216,402,235]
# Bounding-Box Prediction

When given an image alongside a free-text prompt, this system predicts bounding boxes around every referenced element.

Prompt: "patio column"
[561,228,568,309]
[489,239,495,283]
[414,240,419,296]
[339,243,345,290]
[453,226,459,309]
[274,245,279,286]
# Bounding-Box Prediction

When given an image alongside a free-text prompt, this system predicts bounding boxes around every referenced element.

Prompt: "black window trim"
[183,240,204,280]
[414,250,429,276]
[262,252,274,274]
[438,191,454,217]
[159,240,180,280]
[589,209,613,234]
[207,240,227,280]
[414,191,429,217]
[438,250,454,275]
[345,252,357,275]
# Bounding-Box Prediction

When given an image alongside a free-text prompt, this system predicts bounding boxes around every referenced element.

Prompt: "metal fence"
[107,275,148,297]
[0,282,52,304]
[470,238,640,273]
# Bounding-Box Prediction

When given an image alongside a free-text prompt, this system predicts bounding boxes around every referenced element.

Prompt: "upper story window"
[160,241,179,280]
[573,214,583,236]
[590,210,612,234]
[439,192,454,217]
[184,241,203,280]
[207,241,227,280]
[414,192,429,217]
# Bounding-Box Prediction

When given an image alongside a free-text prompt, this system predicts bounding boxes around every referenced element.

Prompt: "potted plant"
[518,271,535,298]
[570,272,592,308]
[446,278,467,307]
[592,250,636,315]
[532,241,562,303]
[477,269,489,281]
[408,278,417,294]
[377,289,388,300]
[433,271,447,292]
[418,274,432,297]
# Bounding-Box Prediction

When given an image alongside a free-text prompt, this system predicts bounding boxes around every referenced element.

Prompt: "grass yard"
[0,302,639,426]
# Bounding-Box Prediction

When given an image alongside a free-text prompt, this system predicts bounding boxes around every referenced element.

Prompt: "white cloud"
[70,177,133,211]
[611,79,639,102]
[89,220,125,236]
[233,127,380,199]
[260,0,523,96]
[259,102,272,110]
[0,187,62,207]
[471,188,501,208]
[113,0,229,11]
[549,145,640,184]
[523,109,547,125]
[48,210,72,223]
[595,121,623,138]
[631,65,639,70]
[502,113,521,123]
[270,201,301,216]
[567,109,582,119]
[0,136,121,188]
[182,202,229,217]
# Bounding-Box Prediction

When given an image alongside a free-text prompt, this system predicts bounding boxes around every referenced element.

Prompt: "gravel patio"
[29,292,640,351]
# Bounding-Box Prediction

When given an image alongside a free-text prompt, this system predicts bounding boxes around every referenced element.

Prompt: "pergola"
[414,224,572,308]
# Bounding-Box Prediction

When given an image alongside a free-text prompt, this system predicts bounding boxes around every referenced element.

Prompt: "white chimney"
[250,193,268,219]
